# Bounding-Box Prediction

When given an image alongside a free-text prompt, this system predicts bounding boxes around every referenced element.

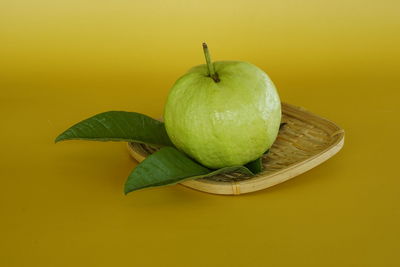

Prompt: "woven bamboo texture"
[127,103,344,195]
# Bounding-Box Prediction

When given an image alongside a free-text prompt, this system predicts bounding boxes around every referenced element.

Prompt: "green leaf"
[55,111,174,147]
[245,157,263,174]
[124,147,254,194]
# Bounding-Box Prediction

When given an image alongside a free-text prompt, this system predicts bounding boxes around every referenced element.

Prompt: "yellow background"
[1,0,399,266]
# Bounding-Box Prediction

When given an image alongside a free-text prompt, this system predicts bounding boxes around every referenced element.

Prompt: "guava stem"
[202,42,220,82]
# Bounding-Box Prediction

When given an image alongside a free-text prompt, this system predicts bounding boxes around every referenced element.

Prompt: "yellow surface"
[1,0,399,266]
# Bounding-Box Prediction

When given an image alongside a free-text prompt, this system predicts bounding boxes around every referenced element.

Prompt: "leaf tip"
[124,181,134,195]
[54,135,62,143]
[124,186,133,195]
[54,133,66,143]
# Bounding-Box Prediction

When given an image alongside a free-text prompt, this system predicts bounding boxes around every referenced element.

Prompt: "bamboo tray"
[127,103,344,195]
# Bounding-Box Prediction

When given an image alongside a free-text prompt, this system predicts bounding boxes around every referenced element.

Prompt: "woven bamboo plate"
[127,103,344,195]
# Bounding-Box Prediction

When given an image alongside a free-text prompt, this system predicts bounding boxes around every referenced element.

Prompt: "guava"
[164,43,281,169]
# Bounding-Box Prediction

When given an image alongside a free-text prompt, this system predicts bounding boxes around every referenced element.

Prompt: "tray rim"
[127,103,345,195]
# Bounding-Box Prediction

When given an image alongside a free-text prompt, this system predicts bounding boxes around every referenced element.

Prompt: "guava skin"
[164,61,281,169]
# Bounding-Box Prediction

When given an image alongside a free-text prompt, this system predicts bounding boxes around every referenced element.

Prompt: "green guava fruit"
[164,44,281,169]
